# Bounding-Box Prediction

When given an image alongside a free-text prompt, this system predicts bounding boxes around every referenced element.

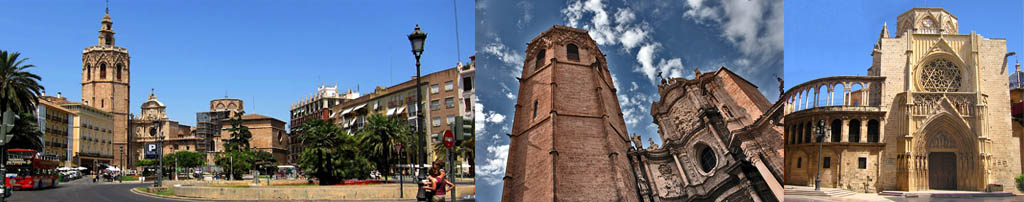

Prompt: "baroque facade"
[128,92,201,167]
[784,8,1020,193]
[81,10,131,168]
[632,68,784,201]
[502,26,638,202]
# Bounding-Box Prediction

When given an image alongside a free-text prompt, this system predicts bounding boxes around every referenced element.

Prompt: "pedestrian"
[427,160,455,202]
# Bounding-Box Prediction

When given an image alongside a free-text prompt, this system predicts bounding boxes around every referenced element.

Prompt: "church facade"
[783,8,1020,193]
[631,68,785,201]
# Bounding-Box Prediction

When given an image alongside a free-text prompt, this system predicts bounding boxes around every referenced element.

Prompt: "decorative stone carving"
[919,58,962,92]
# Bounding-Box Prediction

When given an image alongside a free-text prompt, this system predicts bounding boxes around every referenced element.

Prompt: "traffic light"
[453,116,474,145]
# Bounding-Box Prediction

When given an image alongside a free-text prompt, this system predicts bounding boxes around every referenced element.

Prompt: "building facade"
[47,96,117,171]
[81,10,131,168]
[633,68,784,201]
[234,114,288,164]
[784,8,1020,193]
[37,97,75,166]
[289,84,357,164]
[329,62,475,165]
[501,26,638,202]
[128,92,201,168]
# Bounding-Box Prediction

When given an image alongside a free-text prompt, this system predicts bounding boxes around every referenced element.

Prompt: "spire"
[1016,58,1020,72]
[105,0,109,14]
[879,22,890,39]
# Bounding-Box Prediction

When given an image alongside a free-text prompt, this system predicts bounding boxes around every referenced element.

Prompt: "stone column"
[841,119,850,142]
[859,119,868,143]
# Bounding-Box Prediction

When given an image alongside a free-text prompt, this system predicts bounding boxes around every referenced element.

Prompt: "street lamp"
[152,120,164,187]
[814,120,827,191]
[407,24,427,200]
[119,145,123,183]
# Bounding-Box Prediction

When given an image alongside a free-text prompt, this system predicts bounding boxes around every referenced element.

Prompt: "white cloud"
[505,92,515,100]
[516,2,534,29]
[478,144,509,186]
[630,82,639,91]
[682,0,784,68]
[481,41,526,77]
[635,43,686,82]
[562,0,650,51]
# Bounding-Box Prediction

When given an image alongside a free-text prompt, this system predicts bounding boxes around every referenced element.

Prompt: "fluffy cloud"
[562,0,650,50]
[516,2,534,29]
[683,0,784,66]
[478,144,510,185]
[636,43,686,81]
[481,41,525,76]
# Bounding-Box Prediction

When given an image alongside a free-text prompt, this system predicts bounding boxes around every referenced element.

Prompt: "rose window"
[920,58,961,92]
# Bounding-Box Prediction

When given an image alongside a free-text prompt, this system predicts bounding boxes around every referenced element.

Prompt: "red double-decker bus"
[5,148,59,189]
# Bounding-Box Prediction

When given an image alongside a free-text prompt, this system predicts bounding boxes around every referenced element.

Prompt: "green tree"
[357,114,410,181]
[223,113,251,152]
[6,112,42,151]
[0,50,44,114]
[215,150,255,180]
[164,151,206,169]
[297,118,373,185]
[253,150,277,175]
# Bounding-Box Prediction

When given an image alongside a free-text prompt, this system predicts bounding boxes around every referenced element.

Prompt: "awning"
[352,104,367,112]
[395,106,407,115]
[386,108,397,116]
[340,108,354,116]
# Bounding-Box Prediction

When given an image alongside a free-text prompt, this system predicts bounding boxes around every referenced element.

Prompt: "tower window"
[535,49,546,70]
[116,64,123,81]
[86,65,92,80]
[101,99,104,108]
[567,44,579,61]
[533,100,538,118]
[100,63,107,79]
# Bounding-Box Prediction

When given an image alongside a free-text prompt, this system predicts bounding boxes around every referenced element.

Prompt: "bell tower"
[502,26,638,202]
[82,7,131,168]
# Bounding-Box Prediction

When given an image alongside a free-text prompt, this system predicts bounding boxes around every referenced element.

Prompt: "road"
[6,176,185,202]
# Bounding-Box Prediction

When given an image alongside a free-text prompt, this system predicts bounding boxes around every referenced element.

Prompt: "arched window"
[100,63,107,79]
[849,119,862,142]
[803,122,812,143]
[697,144,716,173]
[867,119,880,142]
[86,65,92,80]
[920,58,962,92]
[721,106,734,118]
[116,64,123,81]
[795,124,803,144]
[535,49,546,70]
[567,44,579,61]
[831,119,842,142]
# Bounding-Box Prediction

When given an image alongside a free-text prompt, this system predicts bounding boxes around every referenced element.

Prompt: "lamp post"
[814,120,827,191]
[152,120,164,187]
[407,24,427,200]
[119,146,123,183]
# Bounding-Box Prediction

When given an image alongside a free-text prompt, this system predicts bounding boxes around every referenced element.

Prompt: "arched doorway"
[913,113,980,191]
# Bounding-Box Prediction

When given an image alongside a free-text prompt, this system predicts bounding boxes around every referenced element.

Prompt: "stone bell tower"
[502,26,638,202]
[82,8,131,168]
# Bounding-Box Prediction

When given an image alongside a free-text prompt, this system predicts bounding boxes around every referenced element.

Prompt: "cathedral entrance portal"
[928,152,956,190]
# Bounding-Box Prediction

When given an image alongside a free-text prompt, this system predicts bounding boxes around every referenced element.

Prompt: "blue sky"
[786,0,1023,89]
[474,0,783,200]
[0,0,474,127]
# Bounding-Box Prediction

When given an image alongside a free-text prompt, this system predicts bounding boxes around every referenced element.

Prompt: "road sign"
[0,111,16,145]
[145,143,160,159]
[442,129,454,148]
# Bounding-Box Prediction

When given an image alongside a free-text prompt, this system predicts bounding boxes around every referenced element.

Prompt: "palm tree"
[0,50,44,114]
[298,118,373,185]
[357,114,410,182]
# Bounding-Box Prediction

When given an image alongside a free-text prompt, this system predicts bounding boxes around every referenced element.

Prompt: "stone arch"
[867,119,880,142]
[912,112,981,191]
[831,83,845,106]
[830,119,842,142]
[100,62,107,79]
[848,119,861,142]
[816,85,828,108]
[803,122,812,143]
[534,48,546,71]
[787,150,811,186]
[849,83,863,106]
